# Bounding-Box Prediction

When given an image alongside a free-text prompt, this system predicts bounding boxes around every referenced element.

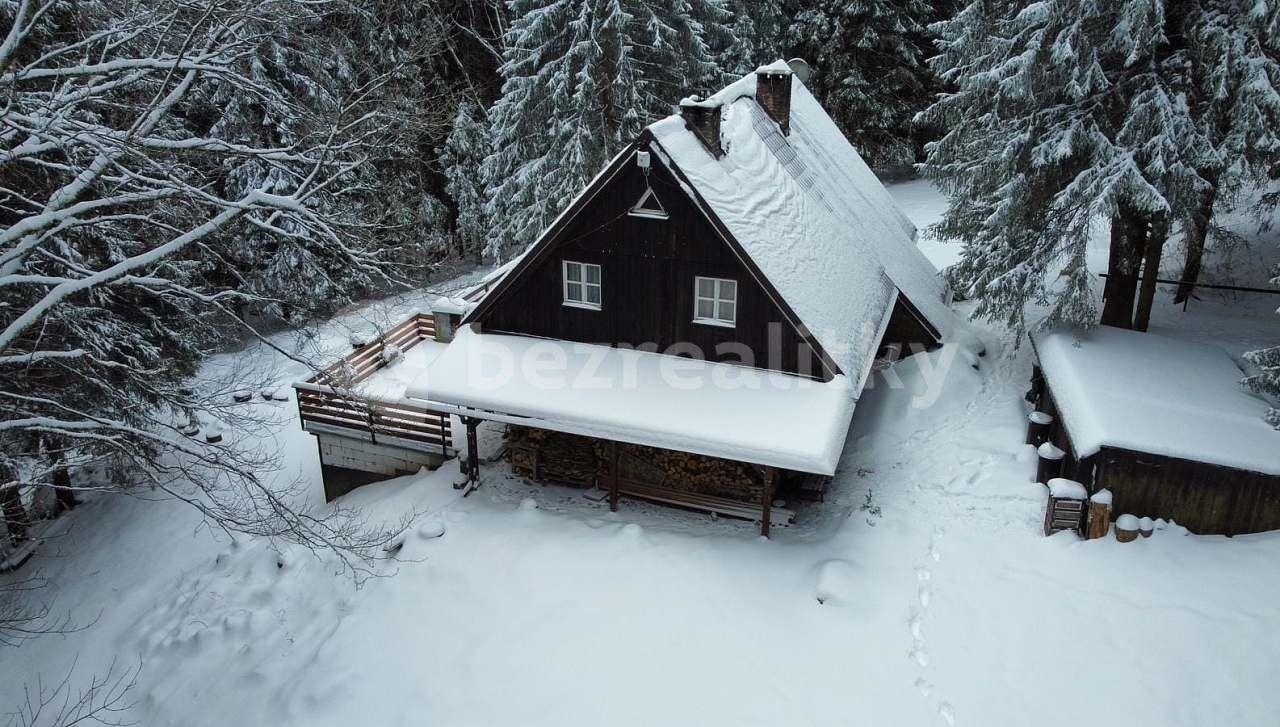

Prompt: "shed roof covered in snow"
[645,69,951,381]
[405,326,856,474]
[1032,327,1280,476]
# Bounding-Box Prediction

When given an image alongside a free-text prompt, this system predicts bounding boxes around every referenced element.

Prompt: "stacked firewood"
[508,426,598,487]
[508,426,762,500]
[596,441,760,500]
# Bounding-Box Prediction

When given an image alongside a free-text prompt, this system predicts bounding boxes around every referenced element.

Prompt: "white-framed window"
[693,276,736,327]
[562,260,601,310]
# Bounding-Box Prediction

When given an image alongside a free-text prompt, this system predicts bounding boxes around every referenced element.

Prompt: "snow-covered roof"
[430,295,472,316]
[1033,327,1280,476]
[405,327,857,474]
[646,67,952,378]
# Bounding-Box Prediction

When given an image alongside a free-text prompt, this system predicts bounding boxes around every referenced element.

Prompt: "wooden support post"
[465,417,480,485]
[609,441,620,513]
[759,466,777,538]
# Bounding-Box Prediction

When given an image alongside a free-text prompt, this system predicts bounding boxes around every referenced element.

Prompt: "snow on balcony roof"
[1033,327,1280,476]
[404,327,857,475]
[645,67,951,380]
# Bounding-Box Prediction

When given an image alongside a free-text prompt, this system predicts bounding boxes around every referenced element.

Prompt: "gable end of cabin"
[468,136,834,380]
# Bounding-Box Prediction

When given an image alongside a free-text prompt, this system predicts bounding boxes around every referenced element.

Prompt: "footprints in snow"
[909,528,955,725]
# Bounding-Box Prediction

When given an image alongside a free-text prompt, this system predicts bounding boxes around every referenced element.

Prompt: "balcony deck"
[292,313,455,456]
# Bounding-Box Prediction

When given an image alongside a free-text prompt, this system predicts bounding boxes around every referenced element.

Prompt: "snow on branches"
[789,0,937,169]
[0,0,404,564]
[1243,266,1280,428]
[922,0,1280,334]
[480,0,735,260]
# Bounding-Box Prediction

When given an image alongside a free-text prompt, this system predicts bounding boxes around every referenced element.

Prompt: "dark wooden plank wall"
[477,150,829,379]
[1096,448,1280,536]
[879,294,943,355]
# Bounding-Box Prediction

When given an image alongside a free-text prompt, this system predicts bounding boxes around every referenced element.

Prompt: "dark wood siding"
[880,294,943,355]
[1096,448,1280,536]
[476,149,828,378]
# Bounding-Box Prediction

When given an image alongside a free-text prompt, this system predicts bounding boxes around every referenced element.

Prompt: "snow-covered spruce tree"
[1172,4,1280,302]
[789,0,937,169]
[1244,266,1280,428]
[720,0,789,76]
[482,0,735,260]
[188,0,460,300]
[0,0,402,565]
[920,0,1280,335]
[441,101,493,259]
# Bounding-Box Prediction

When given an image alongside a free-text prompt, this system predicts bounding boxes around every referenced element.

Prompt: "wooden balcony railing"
[292,313,453,454]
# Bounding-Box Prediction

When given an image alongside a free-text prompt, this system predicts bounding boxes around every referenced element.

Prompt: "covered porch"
[406,325,859,535]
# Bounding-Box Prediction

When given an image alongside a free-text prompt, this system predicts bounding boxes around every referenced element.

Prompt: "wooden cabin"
[1029,326,1280,535]
[401,60,953,534]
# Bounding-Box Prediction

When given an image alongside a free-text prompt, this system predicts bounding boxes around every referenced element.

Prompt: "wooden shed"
[1029,327,1280,535]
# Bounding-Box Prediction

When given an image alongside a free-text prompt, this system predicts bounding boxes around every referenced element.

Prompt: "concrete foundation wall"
[316,433,445,501]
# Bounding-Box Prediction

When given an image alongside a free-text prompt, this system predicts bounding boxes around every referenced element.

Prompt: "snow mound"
[418,520,446,539]
[814,559,858,606]
[1038,442,1065,459]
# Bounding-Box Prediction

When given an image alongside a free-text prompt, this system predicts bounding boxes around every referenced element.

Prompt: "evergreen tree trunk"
[1174,187,1215,304]
[1101,207,1148,328]
[1,485,28,546]
[52,465,77,512]
[1101,215,1131,327]
[1133,215,1170,332]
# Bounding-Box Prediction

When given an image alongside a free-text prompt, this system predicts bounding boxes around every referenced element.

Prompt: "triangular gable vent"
[629,187,668,220]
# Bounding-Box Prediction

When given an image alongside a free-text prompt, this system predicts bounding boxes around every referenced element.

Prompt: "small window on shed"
[693,276,736,327]
[563,260,601,310]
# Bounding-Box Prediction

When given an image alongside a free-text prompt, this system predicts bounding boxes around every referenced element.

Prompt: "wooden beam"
[609,440,620,512]
[465,417,480,485]
[759,465,777,538]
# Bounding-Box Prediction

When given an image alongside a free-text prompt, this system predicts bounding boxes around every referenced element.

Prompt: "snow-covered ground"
[3,185,1279,727]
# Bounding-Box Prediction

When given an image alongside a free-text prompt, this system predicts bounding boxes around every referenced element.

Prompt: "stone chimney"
[755,64,793,135]
[679,95,723,158]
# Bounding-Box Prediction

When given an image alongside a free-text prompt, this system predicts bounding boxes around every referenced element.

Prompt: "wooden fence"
[292,313,454,455]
